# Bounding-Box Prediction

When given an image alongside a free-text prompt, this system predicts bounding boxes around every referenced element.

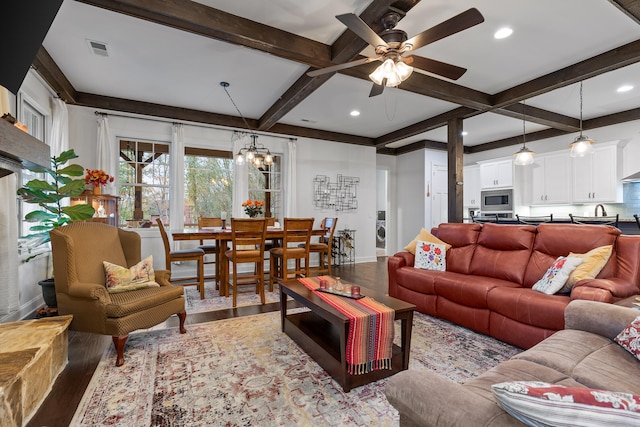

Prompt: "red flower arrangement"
[84,169,114,187]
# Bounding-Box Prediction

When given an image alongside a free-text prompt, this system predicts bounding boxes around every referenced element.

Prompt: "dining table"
[172,226,327,297]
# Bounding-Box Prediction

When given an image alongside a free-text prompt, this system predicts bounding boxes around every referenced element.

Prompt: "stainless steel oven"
[481,189,513,212]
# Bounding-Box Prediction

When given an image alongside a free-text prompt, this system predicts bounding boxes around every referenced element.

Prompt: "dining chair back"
[635,214,640,230]
[569,214,619,228]
[304,217,338,276]
[269,217,314,288]
[223,218,268,307]
[156,218,206,299]
[516,214,553,225]
[471,212,500,223]
[197,217,223,284]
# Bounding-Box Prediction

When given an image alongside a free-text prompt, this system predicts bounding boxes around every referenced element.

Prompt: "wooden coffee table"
[279,279,416,392]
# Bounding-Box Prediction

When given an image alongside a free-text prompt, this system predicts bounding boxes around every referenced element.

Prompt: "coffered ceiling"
[34,0,640,154]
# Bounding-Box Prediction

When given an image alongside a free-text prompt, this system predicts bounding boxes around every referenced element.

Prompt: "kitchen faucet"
[594,204,607,216]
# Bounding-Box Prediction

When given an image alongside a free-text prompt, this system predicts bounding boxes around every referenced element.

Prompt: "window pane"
[248,155,282,220]
[119,139,170,227]
[184,150,233,225]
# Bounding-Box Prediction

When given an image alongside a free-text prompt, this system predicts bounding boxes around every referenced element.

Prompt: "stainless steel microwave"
[481,189,513,212]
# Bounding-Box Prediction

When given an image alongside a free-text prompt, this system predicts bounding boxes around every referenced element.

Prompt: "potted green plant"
[17,149,96,307]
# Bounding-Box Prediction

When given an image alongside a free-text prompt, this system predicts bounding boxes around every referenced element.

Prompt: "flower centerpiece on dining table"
[242,199,264,218]
[84,169,114,195]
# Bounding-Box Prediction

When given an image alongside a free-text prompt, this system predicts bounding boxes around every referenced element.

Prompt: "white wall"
[395,150,425,254]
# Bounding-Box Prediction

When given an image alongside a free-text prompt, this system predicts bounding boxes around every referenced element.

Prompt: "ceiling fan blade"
[403,8,484,51]
[336,13,389,49]
[369,79,385,97]
[307,56,380,77]
[405,56,467,80]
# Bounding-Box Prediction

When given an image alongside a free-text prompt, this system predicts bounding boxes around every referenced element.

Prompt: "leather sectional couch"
[388,222,640,349]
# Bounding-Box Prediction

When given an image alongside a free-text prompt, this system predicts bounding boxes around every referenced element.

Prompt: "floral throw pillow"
[615,316,640,361]
[492,381,640,426]
[414,241,446,271]
[103,255,160,293]
[532,256,583,295]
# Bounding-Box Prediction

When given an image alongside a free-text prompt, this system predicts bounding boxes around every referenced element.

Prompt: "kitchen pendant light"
[569,81,595,157]
[514,100,535,165]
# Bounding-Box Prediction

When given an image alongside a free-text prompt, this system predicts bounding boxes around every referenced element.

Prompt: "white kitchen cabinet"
[463,165,480,207]
[571,142,622,203]
[530,152,571,205]
[479,158,513,189]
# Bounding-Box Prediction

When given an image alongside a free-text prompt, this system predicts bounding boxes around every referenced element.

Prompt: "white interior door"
[431,163,448,228]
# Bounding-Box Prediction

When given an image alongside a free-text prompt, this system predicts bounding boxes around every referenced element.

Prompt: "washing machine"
[376,210,386,248]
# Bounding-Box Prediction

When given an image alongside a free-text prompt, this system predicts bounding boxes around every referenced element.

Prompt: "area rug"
[184,280,280,314]
[72,311,520,426]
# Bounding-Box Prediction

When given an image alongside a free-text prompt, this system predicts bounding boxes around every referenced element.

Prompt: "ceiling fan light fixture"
[369,58,411,88]
[395,60,413,80]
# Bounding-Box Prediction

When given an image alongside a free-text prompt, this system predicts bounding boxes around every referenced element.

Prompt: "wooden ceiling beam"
[32,47,77,103]
[497,103,580,132]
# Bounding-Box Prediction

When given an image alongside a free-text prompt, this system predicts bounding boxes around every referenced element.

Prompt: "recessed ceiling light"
[350,110,360,117]
[494,27,513,39]
[617,85,634,93]
[461,131,468,136]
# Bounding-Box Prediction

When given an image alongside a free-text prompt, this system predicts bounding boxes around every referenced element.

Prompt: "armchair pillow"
[404,228,451,254]
[615,315,640,361]
[103,255,160,293]
[492,381,640,427]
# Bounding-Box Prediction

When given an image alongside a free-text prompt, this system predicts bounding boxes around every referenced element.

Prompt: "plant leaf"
[25,210,57,222]
[55,149,79,165]
[59,164,85,177]
[62,204,95,220]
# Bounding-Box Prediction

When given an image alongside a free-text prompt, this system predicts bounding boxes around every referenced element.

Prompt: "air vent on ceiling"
[87,39,109,57]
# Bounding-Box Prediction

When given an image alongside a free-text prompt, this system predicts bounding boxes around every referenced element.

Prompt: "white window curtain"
[49,98,68,157]
[232,135,249,219]
[170,124,185,236]
[0,173,19,316]
[97,115,115,194]
[285,139,297,217]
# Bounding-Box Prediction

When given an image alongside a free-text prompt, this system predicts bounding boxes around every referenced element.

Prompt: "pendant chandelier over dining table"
[235,133,273,167]
[220,81,273,167]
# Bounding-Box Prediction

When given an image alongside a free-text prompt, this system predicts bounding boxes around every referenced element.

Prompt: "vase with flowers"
[84,169,114,194]
[242,199,264,218]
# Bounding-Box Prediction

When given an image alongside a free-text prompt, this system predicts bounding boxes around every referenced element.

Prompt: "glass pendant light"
[514,100,535,165]
[569,81,595,157]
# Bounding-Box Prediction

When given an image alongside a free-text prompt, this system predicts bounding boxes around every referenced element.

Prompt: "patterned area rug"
[72,311,520,426]
[184,280,280,314]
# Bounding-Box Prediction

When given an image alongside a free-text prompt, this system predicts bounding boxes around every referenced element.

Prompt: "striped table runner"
[298,276,395,375]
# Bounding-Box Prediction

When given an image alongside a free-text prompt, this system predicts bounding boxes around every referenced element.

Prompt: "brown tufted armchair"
[50,222,186,367]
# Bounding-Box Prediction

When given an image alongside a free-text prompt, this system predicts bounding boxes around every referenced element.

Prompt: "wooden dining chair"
[223,218,268,307]
[269,217,314,290]
[197,217,223,285]
[304,217,338,277]
[156,218,205,299]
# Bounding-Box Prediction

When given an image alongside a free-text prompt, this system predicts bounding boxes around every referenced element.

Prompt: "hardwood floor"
[26,258,388,427]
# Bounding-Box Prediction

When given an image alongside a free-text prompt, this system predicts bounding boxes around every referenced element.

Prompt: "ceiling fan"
[307,8,484,97]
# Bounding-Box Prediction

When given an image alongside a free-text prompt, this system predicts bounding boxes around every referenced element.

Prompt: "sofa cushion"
[394,267,437,295]
[435,274,520,308]
[469,223,536,285]
[492,381,640,427]
[563,245,613,292]
[432,223,481,274]
[414,241,446,271]
[488,287,569,331]
[523,224,619,288]
[404,228,450,254]
[532,256,583,295]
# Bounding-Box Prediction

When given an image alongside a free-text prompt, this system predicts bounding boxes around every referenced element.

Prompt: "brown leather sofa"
[388,223,640,349]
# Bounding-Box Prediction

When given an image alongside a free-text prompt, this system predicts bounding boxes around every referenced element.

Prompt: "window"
[183,147,233,225]
[118,139,170,227]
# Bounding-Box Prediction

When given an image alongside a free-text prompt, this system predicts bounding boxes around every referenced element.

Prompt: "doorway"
[430,163,448,228]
